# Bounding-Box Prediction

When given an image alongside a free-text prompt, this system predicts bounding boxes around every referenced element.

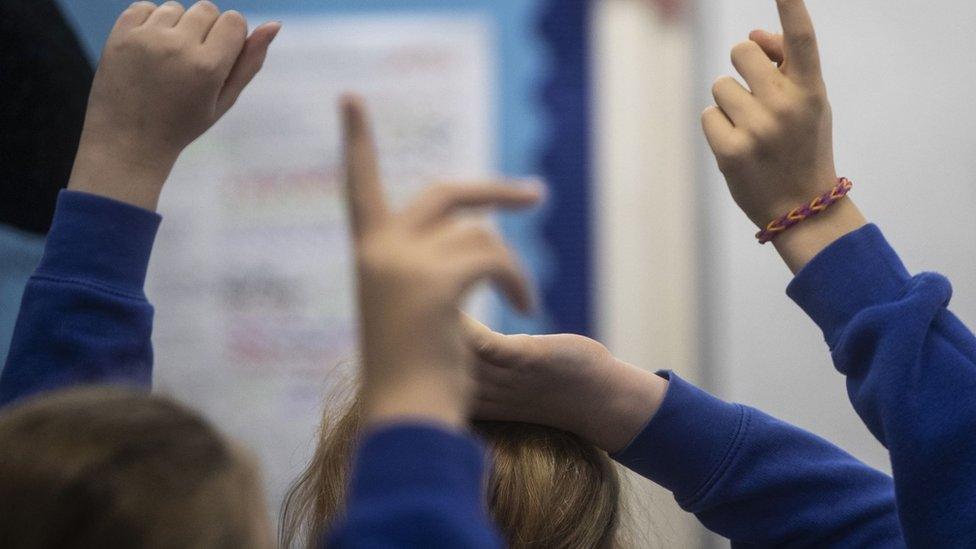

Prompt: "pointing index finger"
[341,95,389,237]
[775,0,822,80]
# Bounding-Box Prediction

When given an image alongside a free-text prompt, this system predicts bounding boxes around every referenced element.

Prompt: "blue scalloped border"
[536,0,592,336]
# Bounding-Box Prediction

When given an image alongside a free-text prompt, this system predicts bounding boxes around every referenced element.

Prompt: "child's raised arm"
[465,318,903,546]
[0,1,279,406]
[704,0,976,545]
[326,97,540,548]
[702,0,866,273]
[69,0,279,211]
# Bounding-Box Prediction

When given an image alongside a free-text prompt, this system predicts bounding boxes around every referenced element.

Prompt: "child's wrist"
[68,132,179,212]
[748,169,840,227]
[582,359,668,454]
[773,198,867,274]
[361,369,472,431]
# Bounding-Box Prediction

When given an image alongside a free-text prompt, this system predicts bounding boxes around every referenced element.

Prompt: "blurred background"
[3,1,976,546]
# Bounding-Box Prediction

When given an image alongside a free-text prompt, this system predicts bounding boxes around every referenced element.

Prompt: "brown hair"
[0,387,269,549]
[281,390,621,548]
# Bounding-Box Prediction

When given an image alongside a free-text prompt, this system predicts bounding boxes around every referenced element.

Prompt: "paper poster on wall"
[147,13,495,512]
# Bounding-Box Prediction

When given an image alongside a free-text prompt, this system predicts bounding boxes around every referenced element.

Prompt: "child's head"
[0,387,270,549]
[282,392,621,548]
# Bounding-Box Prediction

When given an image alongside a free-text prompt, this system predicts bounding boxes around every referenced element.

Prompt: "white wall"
[593,1,707,546]
[699,0,976,474]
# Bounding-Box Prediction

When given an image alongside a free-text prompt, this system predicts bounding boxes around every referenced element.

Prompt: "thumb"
[749,29,785,65]
[216,21,281,118]
[462,313,539,366]
[462,313,498,356]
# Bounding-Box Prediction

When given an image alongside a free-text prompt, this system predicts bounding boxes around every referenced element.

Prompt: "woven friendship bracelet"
[756,178,854,244]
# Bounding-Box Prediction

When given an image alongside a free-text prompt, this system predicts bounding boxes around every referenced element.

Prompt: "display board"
[151,13,499,512]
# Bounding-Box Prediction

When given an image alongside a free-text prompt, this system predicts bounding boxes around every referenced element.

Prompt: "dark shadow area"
[0,0,93,235]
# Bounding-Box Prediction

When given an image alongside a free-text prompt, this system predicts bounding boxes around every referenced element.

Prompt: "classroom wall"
[698,0,976,475]
[593,0,707,545]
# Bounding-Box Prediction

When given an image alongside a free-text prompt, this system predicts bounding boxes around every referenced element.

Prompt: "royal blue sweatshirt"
[0,191,961,546]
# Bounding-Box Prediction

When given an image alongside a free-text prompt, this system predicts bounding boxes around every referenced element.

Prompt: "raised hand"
[69,1,280,210]
[702,0,866,271]
[464,316,667,453]
[703,0,834,228]
[341,96,542,428]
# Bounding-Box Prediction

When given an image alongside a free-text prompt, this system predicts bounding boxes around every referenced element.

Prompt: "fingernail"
[225,9,246,24]
[268,22,282,40]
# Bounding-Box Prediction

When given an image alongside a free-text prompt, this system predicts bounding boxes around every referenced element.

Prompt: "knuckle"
[730,41,756,61]
[155,43,182,60]
[110,32,141,53]
[719,138,755,166]
[801,88,829,113]
[191,56,222,77]
[711,76,735,96]
[701,105,721,123]
[222,9,248,28]
[749,118,779,143]
[767,94,797,119]
[791,31,817,50]
[146,33,183,57]
[766,76,788,95]
[710,77,726,96]
[193,0,218,12]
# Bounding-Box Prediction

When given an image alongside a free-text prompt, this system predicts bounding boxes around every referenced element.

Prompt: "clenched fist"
[69,1,280,210]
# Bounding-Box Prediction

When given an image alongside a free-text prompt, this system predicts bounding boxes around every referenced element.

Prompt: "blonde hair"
[0,387,268,549]
[281,387,621,548]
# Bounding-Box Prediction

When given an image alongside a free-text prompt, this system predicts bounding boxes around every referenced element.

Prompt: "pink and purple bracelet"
[756,178,854,244]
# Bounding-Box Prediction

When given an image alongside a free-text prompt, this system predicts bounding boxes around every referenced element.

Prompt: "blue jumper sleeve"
[788,224,976,547]
[0,190,160,406]
[614,372,903,547]
[327,424,503,548]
